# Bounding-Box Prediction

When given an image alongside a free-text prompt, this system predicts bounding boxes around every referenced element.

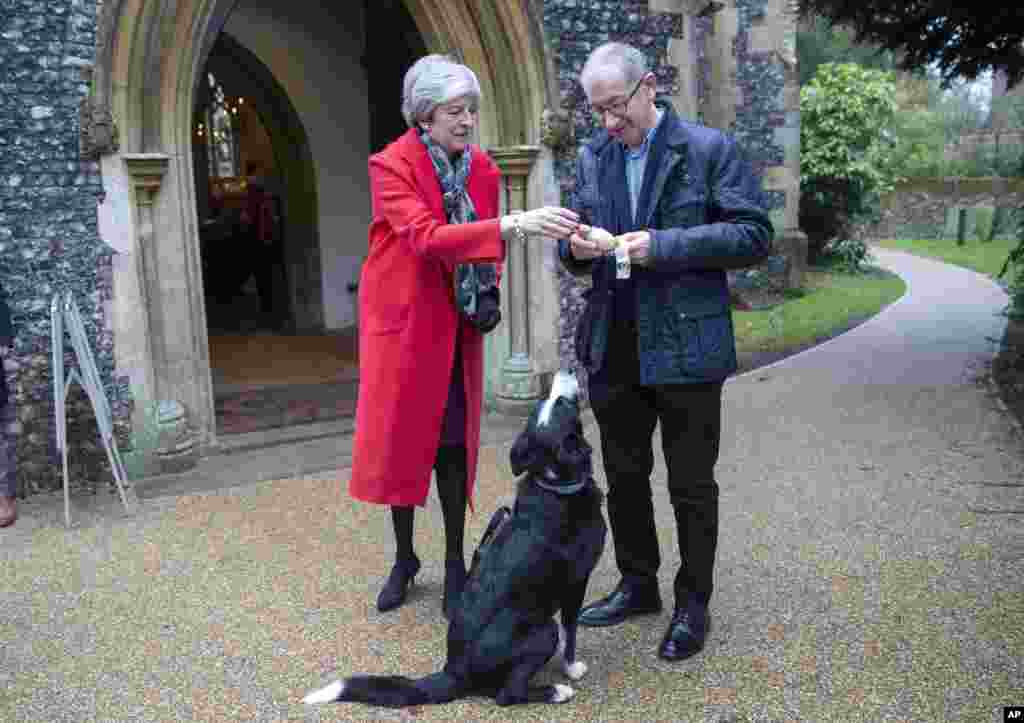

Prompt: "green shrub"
[997,153,1024,317]
[973,207,994,241]
[800,64,898,263]
[821,236,875,273]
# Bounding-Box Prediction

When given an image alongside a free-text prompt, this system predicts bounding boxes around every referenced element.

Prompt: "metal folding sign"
[51,291,136,527]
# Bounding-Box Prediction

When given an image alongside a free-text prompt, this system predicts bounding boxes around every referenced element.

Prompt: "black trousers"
[589,379,723,605]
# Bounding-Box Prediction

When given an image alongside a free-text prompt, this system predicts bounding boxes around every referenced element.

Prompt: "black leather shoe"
[376,555,421,612]
[578,581,662,627]
[658,602,710,661]
[442,560,467,619]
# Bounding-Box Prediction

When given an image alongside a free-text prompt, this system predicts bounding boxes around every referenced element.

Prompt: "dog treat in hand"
[585,226,617,251]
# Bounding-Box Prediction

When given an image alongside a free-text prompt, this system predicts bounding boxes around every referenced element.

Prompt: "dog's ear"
[510,430,540,477]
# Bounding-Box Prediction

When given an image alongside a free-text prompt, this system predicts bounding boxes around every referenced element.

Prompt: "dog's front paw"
[551,683,575,703]
[562,660,588,681]
[302,679,345,704]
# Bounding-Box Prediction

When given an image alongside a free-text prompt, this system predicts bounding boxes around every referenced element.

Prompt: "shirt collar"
[624,108,665,160]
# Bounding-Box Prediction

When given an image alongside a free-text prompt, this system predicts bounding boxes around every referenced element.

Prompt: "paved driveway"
[1,249,1021,722]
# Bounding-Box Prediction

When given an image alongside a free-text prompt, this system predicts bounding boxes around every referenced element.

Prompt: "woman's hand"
[502,207,579,241]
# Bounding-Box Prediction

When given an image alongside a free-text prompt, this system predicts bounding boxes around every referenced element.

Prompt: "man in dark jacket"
[0,281,15,527]
[559,42,773,661]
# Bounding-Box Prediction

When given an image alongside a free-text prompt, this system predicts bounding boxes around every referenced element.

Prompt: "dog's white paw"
[551,683,575,703]
[563,660,588,681]
[302,679,345,705]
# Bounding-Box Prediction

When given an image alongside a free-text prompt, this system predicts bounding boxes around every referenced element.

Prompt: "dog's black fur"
[304,372,607,708]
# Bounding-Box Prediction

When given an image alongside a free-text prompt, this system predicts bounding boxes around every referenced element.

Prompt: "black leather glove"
[472,288,501,333]
[455,264,501,334]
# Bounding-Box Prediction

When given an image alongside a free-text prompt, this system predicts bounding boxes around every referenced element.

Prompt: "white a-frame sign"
[51,292,137,527]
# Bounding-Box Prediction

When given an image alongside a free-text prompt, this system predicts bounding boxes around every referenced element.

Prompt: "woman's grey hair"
[401,54,482,128]
[580,42,650,96]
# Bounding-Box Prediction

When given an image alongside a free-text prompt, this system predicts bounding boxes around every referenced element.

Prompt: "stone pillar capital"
[123,153,170,201]
[489,145,541,180]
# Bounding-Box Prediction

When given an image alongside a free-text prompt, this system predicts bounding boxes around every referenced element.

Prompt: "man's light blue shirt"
[624,108,665,223]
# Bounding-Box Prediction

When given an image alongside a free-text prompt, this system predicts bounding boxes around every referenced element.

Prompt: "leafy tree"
[797,1,1024,89]
[799,0,1024,329]
[800,63,898,261]
[796,16,895,87]
[886,74,997,179]
[991,92,1024,131]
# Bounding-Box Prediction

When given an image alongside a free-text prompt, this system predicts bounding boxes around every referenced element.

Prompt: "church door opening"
[192,2,427,438]
[193,35,294,336]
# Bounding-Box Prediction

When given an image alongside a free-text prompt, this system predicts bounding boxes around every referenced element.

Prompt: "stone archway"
[89,0,565,454]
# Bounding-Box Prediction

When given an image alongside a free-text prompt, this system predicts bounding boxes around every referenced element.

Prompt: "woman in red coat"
[349,54,579,617]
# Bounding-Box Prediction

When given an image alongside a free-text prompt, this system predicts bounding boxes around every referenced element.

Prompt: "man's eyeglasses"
[588,76,646,122]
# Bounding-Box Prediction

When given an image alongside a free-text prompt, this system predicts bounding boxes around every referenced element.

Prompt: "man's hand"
[617,230,651,266]
[569,225,616,260]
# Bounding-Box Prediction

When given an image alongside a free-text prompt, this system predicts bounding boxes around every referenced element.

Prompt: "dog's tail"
[303,671,461,708]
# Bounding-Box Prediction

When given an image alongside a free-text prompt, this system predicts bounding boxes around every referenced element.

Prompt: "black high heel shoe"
[376,554,421,612]
[442,560,467,619]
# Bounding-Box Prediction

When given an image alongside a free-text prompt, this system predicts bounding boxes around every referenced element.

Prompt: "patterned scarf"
[419,129,498,325]
[420,128,477,225]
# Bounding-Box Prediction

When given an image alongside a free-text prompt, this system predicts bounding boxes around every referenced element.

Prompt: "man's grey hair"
[402,54,482,128]
[580,42,650,96]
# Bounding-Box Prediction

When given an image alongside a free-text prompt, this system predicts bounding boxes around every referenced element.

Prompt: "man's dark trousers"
[589,376,722,606]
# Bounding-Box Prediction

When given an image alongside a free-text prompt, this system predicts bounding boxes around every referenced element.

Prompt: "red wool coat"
[348,128,505,507]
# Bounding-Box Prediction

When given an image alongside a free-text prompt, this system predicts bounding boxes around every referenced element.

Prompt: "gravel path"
[1,249,1021,722]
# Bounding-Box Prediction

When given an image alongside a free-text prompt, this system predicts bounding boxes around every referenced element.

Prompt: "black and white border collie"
[304,370,607,708]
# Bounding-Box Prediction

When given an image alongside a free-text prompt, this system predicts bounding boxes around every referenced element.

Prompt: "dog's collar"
[533,478,588,495]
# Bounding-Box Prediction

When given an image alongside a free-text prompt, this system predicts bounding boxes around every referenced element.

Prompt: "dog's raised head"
[509,370,593,494]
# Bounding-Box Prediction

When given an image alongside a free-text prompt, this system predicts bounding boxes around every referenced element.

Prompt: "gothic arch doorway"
[194,33,320,337]
[92,0,560,450]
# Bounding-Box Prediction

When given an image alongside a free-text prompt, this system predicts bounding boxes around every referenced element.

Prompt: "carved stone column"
[490,145,542,416]
[123,153,170,402]
[123,154,199,471]
[780,0,807,288]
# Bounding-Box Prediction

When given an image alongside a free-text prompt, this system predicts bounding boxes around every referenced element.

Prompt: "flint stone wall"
[0,0,133,498]
[873,177,1024,241]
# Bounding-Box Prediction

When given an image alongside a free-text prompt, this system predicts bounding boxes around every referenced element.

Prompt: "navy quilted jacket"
[558,102,773,384]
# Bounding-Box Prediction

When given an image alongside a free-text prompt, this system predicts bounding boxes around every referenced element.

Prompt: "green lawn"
[733,267,907,354]
[876,237,1016,278]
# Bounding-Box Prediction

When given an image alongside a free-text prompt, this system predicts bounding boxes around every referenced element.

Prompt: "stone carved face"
[79,99,119,160]
[540,107,573,150]
[93,115,114,150]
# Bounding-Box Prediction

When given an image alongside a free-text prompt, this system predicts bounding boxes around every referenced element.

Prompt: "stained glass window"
[196,72,242,178]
